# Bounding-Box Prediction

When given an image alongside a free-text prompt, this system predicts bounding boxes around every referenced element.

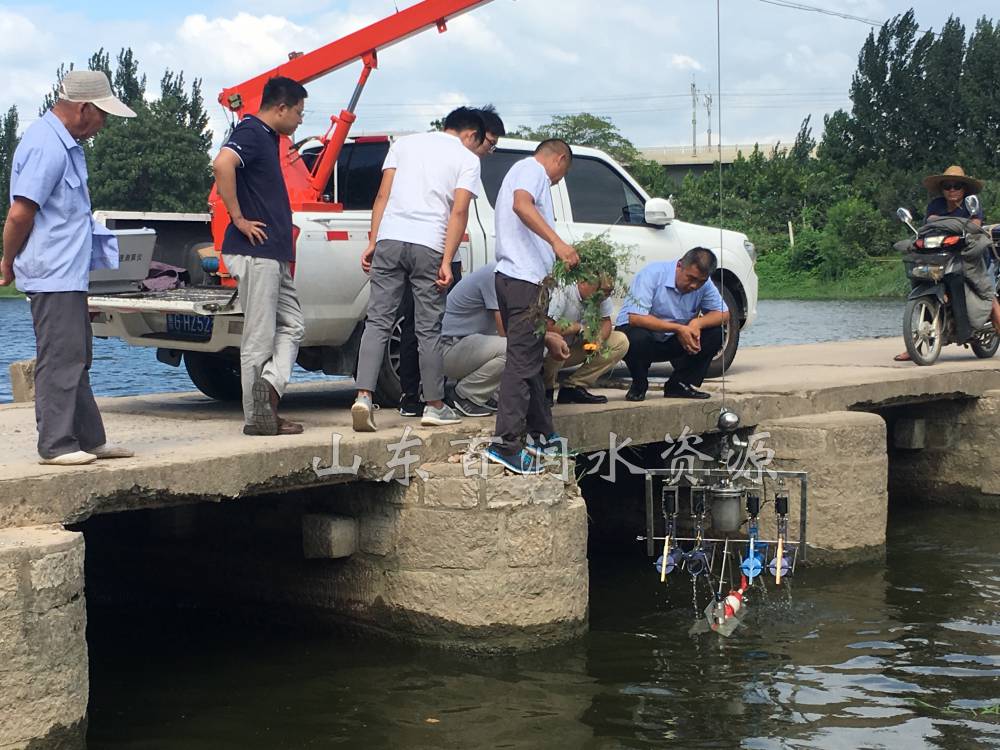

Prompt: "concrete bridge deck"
[3,337,1000,529]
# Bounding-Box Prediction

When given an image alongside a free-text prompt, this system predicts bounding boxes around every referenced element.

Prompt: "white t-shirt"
[376,131,481,252]
[494,157,556,284]
[547,283,614,324]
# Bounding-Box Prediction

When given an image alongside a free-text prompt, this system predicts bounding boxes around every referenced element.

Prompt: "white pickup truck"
[88,136,758,404]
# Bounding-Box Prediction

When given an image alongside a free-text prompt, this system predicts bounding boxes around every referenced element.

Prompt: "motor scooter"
[895,195,1000,365]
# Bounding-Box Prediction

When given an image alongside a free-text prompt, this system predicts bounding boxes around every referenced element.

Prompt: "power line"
[756,0,882,26]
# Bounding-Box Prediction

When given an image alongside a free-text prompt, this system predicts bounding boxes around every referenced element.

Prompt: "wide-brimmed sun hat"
[922,165,983,195]
[58,70,136,118]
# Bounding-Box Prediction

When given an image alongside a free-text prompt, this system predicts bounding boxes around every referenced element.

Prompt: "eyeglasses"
[483,136,498,153]
[941,182,965,191]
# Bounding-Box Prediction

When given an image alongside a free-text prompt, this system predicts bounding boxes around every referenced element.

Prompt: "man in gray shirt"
[439,262,505,416]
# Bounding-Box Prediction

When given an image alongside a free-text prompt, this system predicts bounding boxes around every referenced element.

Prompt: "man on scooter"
[895,165,1000,362]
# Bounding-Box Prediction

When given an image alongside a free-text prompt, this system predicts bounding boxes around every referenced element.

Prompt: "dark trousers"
[617,324,723,391]
[494,273,553,457]
[29,291,107,458]
[398,260,463,403]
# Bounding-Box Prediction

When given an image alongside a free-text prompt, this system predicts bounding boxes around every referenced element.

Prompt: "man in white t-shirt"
[352,107,485,432]
[487,139,580,475]
[543,275,629,405]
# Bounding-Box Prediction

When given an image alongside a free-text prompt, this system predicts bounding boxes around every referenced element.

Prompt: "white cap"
[58,70,137,118]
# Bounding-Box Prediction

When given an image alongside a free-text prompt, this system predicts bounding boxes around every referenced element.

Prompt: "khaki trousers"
[543,330,629,389]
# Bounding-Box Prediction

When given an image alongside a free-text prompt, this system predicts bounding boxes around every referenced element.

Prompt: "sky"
[1,0,997,150]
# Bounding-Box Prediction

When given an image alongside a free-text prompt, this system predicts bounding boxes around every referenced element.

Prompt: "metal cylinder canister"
[709,484,744,533]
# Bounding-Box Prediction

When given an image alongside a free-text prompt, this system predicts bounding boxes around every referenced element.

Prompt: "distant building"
[638,143,791,184]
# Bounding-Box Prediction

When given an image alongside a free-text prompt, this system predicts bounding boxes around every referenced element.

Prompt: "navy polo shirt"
[220,115,294,262]
[926,196,984,222]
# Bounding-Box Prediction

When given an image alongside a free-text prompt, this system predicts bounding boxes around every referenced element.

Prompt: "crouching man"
[543,274,628,405]
[438,261,506,417]
[615,247,728,401]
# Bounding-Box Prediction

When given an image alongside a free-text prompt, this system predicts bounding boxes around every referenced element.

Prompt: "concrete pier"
[4,337,1000,745]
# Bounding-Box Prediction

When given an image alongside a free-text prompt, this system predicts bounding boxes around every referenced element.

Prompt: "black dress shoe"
[664,382,711,399]
[625,387,646,402]
[544,388,554,407]
[557,386,608,404]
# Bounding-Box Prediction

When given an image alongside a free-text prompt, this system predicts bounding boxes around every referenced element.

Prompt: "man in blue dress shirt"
[1,70,136,465]
[615,247,729,401]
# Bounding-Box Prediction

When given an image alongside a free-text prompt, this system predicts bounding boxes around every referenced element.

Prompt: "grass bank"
[0,286,24,299]
[757,252,908,301]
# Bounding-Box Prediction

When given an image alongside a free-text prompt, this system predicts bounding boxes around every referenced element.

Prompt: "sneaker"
[39,450,96,466]
[485,447,544,475]
[421,403,462,426]
[90,442,135,459]
[525,432,569,459]
[399,396,425,418]
[484,398,499,413]
[450,393,492,417]
[351,394,377,432]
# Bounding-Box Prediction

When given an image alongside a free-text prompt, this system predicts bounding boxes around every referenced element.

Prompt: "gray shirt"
[441,262,499,337]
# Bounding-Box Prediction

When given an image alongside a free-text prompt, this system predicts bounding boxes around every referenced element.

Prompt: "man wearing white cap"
[1,69,137,465]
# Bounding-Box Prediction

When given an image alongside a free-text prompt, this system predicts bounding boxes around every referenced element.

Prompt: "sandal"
[893,352,911,362]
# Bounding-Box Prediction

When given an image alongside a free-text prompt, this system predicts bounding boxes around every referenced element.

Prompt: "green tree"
[0,105,20,247]
[38,48,213,212]
[512,113,641,165]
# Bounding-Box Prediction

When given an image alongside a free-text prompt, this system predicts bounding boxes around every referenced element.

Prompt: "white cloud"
[671,54,704,72]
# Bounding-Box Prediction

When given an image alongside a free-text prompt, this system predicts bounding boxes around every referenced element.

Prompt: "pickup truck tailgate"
[88,286,241,316]
[88,286,244,351]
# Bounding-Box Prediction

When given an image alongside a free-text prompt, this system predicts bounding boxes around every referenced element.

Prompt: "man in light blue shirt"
[1,70,136,465]
[615,247,729,401]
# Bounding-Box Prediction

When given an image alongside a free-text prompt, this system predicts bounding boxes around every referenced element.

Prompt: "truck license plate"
[166,314,214,338]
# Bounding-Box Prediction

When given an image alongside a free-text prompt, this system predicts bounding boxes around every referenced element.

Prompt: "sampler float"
[637,408,809,637]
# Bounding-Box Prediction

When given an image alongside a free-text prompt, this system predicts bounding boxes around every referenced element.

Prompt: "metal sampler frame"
[640,468,809,563]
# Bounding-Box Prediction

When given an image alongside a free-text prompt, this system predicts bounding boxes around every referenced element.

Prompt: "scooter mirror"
[896,207,913,224]
[965,194,980,217]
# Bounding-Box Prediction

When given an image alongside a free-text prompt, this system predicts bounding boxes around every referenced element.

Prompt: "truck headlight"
[743,239,756,264]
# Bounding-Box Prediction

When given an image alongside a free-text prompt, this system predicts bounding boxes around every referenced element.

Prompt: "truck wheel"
[183,351,242,401]
[373,315,403,406]
[706,287,741,378]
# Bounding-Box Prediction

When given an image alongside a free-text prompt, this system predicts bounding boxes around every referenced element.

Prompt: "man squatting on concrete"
[543,274,629,406]
[213,76,308,436]
[615,247,729,401]
[352,107,486,432]
[488,139,581,475]
[1,71,136,465]
[397,105,506,418]
[438,261,506,417]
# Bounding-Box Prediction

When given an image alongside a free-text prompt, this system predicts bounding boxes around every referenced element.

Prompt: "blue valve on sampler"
[654,547,684,576]
[769,554,792,578]
[740,546,765,580]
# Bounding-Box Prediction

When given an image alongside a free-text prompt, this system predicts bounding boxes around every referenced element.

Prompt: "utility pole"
[691,80,698,156]
[704,93,713,149]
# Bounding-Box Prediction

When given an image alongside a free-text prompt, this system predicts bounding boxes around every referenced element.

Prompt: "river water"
[84,508,1000,749]
[0,298,902,403]
[5,297,997,748]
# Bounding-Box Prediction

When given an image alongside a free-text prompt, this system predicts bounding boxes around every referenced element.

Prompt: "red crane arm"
[217,0,496,117]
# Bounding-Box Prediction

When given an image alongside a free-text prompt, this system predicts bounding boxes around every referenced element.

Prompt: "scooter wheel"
[903,297,943,365]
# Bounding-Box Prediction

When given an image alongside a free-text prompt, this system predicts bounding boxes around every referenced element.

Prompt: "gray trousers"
[356,240,447,400]
[224,254,305,424]
[494,273,554,457]
[442,334,506,405]
[29,291,106,458]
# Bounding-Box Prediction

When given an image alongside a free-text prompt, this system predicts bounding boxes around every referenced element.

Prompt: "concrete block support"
[889,391,1000,508]
[302,514,357,559]
[9,359,36,403]
[0,526,87,750]
[757,410,888,563]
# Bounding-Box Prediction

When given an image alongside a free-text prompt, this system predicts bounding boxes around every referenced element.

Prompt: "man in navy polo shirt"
[615,247,729,401]
[213,76,307,436]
